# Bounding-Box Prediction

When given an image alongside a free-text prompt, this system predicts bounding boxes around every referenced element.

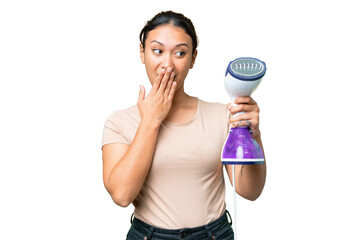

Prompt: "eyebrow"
[150,40,189,48]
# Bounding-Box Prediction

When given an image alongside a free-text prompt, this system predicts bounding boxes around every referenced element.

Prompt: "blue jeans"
[126,210,234,240]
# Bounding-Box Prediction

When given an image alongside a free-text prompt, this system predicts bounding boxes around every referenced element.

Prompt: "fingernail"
[167,67,172,72]
[161,68,166,73]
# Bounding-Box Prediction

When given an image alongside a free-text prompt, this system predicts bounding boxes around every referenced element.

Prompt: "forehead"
[146,25,192,46]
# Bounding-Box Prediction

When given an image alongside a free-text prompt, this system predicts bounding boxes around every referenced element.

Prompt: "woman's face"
[140,24,197,90]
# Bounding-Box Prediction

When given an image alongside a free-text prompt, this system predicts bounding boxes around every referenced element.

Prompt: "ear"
[190,50,198,69]
[140,43,145,64]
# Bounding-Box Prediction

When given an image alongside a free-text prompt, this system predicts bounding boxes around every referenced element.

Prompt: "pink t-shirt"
[102,98,230,229]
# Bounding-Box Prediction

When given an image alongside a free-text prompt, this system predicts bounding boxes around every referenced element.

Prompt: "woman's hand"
[227,96,261,138]
[137,67,177,127]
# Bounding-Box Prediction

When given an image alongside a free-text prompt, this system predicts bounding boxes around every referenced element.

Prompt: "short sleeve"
[101,105,141,149]
[101,112,130,149]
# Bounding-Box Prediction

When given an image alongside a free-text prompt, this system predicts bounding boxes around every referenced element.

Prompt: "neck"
[171,87,194,108]
[164,87,198,123]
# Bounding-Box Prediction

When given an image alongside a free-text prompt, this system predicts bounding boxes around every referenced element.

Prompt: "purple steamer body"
[221,127,264,165]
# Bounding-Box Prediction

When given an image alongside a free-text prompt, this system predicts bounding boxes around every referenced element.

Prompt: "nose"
[162,54,174,70]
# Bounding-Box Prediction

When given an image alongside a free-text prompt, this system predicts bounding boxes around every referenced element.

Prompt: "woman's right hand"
[137,67,177,126]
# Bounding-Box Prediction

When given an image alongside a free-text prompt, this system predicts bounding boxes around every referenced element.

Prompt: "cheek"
[145,67,157,84]
[176,59,191,73]
[146,55,162,71]
[176,63,191,78]
[144,56,156,71]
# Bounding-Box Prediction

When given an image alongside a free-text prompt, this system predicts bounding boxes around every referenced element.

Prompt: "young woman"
[102,11,266,240]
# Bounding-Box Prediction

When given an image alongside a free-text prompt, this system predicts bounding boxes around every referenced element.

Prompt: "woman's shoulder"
[197,98,227,112]
[196,98,229,132]
[197,98,230,121]
[105,104,140,125]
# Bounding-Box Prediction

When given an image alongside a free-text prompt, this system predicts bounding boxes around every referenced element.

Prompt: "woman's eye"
[176,51,186,57]
[153,49,162,54]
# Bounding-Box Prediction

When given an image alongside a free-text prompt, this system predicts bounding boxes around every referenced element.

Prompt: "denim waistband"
[130,210,232,239]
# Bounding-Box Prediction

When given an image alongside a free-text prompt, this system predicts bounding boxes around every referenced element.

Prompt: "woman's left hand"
[227,96,261,138]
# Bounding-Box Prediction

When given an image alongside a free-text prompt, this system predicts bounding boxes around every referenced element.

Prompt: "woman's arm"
[225,97,267,201]
[102,120,160,207]
[102,68,176,207]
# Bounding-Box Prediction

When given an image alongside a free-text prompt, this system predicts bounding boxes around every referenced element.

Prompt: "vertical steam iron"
[221,57,266,240]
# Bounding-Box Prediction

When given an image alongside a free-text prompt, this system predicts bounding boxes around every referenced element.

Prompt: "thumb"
[138,85,145,102]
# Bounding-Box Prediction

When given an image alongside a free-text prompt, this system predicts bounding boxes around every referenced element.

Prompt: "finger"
[229,115,259,128]
[158,67,172,92]
[230,120,252,128]
[151,68,166,92]
[226,103,234,111]
[167,81,177,101]
[229,113,251,123]
[164,72,175,96]
[138,85,145,103]
[229,111,258,123]
[233,96,256,105]
[229,104,255,115]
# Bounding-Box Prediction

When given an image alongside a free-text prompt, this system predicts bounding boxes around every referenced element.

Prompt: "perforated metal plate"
[230,58,265,78]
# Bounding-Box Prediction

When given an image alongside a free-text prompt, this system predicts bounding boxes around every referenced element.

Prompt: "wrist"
[140,117,162,130]
[252,129,261,140]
